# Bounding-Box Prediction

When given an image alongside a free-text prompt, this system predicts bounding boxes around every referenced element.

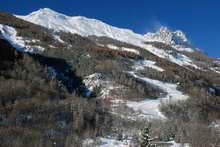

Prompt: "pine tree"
[140,127,156,147]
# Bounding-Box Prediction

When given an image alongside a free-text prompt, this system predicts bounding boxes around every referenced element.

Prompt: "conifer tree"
[140,127,156,147]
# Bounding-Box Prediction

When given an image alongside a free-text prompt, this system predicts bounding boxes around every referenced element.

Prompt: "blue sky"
[1,0,220,57]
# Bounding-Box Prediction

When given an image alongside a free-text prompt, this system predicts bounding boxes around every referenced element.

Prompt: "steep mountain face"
[1,9,220,146]
[16,8,192,52]
[16,8,206,69]
[16,9,189,46]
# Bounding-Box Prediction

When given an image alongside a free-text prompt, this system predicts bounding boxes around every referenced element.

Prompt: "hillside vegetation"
[0,11,220,146]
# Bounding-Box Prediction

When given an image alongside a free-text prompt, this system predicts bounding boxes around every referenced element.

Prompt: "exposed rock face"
[144,27,190,46]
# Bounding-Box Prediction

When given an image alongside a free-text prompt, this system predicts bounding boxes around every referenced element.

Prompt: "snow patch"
[53,34,65,43]
[83,137,132,147]
[211,67,220,74]
[97,137,131,147]
[83,73,123,98]
[49,45,56,48]
[173,45,194,52]
[106,44,140,54]
[209,87,216,93]
[131,59,164,72]
[26,45,45,52]
[168,141,190,147]
[0,24,26,51]
[25,39,40,43]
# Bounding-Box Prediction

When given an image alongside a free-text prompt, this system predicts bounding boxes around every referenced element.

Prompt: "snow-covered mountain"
[7,8,219,122]
[1,8,220,147]
[16,8,146,45]
[15,8,201,70]
[16,8,191,48]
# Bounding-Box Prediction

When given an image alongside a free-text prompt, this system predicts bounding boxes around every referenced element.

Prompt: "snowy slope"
[125,71,188,119]
[15,8,198,68]
[111,60,188,119]
[16,8,191,49]
[0,24,45,52]
[16,8,147,45]
[0,24,26,51]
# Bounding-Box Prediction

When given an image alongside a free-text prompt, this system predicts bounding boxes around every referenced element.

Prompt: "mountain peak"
[145,26,190,46]
[26,8,68,20]
[29,8,58,15]
[37,8,54,12]
[158,26,171,33]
